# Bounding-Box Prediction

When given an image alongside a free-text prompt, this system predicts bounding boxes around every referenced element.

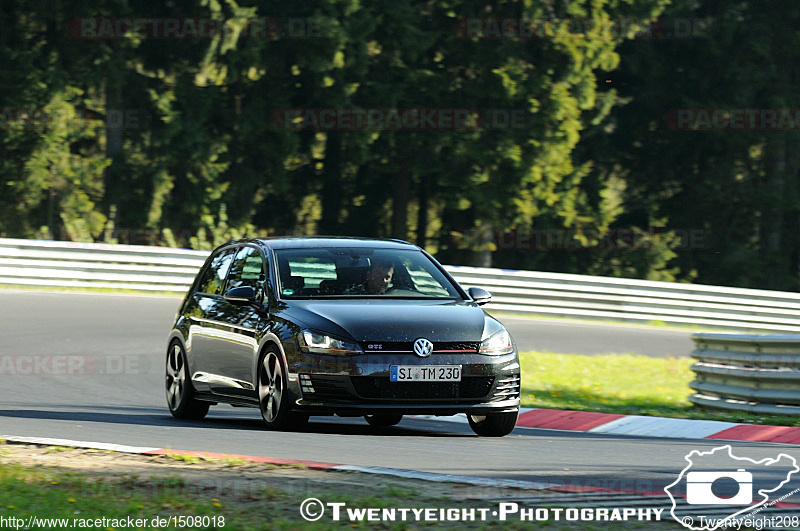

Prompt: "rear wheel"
[467,411,518,437]
[165,342,210,420]
[258,348,308,430]
[364,414,403,427]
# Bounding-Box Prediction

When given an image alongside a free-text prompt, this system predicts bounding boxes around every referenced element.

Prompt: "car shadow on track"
[179,414,472,437]
[0,408,472,437]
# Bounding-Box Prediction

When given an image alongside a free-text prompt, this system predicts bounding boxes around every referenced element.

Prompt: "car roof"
[231,236,421,251]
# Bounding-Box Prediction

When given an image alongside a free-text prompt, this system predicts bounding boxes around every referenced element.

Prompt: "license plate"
[390,365,461,382]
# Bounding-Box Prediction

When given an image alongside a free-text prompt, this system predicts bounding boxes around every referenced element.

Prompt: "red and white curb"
[416,408,800,445]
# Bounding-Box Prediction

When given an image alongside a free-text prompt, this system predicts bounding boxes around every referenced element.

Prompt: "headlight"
[299,330,363,356]
[479,328,514,355]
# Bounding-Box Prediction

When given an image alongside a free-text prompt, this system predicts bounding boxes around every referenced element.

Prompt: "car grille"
[351,376,494,400]
[494,374,521,400]
[360,341,479,353]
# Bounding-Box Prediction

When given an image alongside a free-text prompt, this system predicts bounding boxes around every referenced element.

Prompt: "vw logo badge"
[413,338,433,358]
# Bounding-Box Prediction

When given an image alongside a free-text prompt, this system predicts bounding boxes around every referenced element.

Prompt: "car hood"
[281,299,488,342]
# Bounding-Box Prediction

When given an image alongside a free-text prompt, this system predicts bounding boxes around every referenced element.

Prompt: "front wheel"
[258,349,308,430]
[467,411,518,437]
[364,414,403,427]
[165,342,210,420]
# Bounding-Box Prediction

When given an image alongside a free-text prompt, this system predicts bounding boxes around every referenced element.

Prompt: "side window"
[225,246,265,292]
[196,248,236,295]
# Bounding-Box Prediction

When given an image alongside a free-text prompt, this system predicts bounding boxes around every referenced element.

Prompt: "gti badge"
[413,338,433,358]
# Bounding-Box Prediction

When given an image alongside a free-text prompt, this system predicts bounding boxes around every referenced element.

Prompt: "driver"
[345,258,394,295]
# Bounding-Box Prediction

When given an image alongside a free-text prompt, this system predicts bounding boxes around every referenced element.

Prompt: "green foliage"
[597,0,800,289]
[15,0,778,288]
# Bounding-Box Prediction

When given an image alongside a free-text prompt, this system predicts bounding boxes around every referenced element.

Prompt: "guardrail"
[447,266,800,333]
[2,237,800,332]
[0,238,208,292]
[689,333,800,416]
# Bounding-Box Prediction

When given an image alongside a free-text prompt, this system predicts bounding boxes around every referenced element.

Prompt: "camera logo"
[686,469,752,505]
[665,445,800,530]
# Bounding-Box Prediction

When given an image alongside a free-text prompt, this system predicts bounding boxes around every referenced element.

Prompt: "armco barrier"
[1,237,800,332]
[0,238,208,292]
[690,333,800,416]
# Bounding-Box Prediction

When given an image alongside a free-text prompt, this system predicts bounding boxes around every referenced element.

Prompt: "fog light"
[300,374,315,394]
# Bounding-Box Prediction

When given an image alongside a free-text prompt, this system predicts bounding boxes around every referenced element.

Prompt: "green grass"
[159,453,272,468]
[161,453,206,465]
[520,350,800,427]
[0,460,586,530]
[221,457,251,468]
[43,446,74,454]
[0,462,357,530]
[0,464,238,528]
[384,485,420,498]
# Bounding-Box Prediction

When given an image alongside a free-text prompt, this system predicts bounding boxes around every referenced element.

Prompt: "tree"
[601,0,800,289]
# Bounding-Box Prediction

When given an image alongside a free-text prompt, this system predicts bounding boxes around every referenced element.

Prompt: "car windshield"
[274,248,461,299]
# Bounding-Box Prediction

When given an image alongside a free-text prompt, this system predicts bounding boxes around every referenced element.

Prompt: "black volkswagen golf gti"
[166,237,520,436]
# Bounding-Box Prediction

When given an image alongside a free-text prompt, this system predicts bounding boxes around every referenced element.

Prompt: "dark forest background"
[2,0,799,291]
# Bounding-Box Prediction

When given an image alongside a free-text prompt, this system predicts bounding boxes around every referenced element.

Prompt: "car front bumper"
[287,350,520,416]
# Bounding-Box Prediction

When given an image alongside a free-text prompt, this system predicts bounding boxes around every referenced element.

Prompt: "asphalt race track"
[3,290,799,513]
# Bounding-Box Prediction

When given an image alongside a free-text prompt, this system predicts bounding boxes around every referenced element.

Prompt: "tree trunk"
[319,131,343,234]
[106,84,123,161]
[760,132,786,288]
[391,160,411,240]
[783,132,800,290]
[101,75,125,229]
[416,173,429,247]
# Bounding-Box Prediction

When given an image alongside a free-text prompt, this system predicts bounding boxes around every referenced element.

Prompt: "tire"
[165,341,210,420]
[258,348,308,430]
[364,414,403,427]
[467,411,518,437]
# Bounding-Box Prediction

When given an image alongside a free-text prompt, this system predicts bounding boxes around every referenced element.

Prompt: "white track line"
[332,465,559,490]
[2,435,159,454]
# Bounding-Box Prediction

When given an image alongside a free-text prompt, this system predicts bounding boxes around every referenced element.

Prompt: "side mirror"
[467,287,492,306]
[224,286,258,305]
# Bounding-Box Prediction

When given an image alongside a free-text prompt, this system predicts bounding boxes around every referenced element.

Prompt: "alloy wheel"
[259,352,283,423]
[166,343,184,411]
